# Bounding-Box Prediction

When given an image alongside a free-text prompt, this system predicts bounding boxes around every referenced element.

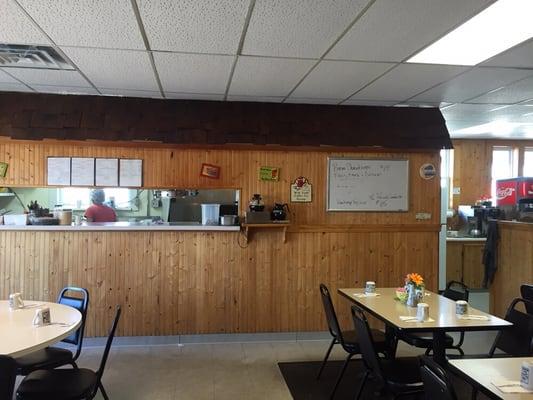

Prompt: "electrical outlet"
[415,212,431,220]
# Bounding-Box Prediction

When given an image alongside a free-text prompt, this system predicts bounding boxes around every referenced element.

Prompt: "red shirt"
[84,204,117,222]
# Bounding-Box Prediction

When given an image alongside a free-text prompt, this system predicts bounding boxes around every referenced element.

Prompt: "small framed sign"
[200,163,220,179]
[291,176,312,203]
[259,166,280,181]
[0,162,8,178]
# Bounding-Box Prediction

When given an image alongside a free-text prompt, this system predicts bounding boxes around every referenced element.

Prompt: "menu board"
[327,158,409,211]
[119,159,142,187]
[71,157,95,186]
[47,157,71,186]
[95,158,119,187]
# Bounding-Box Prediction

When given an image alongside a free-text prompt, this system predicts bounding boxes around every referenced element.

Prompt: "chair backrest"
[520,284,533,314]
[489,298,533,357]
[350,305,384,383]
[419,356,457,400]
[442,281,469,302]
[0,355,16,400]
[95,306,121,387]
[319,284,344,343]
[57,287,89,359]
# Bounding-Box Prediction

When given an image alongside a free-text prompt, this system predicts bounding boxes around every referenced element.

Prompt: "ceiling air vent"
[0,44,74,70]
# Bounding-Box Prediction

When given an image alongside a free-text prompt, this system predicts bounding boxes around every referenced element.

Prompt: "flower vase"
[406,284,421,307]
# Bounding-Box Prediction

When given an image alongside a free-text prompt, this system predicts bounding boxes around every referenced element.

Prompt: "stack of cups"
[417,303,430,321]
[456,300,468,315]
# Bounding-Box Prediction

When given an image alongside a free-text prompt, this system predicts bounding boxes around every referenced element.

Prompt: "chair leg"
[424,347,432,356]
[70,361,78,369]
[99,382,109,400]
[317,337,337,380]
[329,353,353,399]
[354,370,368,400]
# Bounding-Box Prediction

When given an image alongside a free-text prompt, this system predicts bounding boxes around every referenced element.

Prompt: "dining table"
[338,287,512,365]
[0,300,82,358]
[449,357,533,400]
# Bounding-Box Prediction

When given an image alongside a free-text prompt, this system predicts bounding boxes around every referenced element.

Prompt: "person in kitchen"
[84,189,117,222]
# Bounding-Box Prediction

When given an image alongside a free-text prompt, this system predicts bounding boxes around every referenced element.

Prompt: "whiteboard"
[327,158,409,212]
[47,157,71,186]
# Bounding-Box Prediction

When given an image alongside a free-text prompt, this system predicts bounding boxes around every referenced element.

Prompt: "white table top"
[338,288,511,332]
[0,300,82,358]
[449,357,533,400]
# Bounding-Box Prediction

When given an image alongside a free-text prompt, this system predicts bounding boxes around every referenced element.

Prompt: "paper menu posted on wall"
[47,157,71,186]
[71,158,95,186]
[95,158,118,187]
[119,159,142,187]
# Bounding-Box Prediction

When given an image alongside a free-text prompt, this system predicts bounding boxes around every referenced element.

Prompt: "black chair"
[399,281,469,355]
[351,305,424,400]
[16,306,121,400]
[318,284,388,399]
[520,284,533,314]
[15,287,89,375]
[419,356,457,400]
[0,355,16,400]
[488,297,533,357]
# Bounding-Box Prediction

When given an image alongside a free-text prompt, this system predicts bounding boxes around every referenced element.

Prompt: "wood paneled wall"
[0,230,438,337]
[452,139,532,207]
[0,139,441,336]
[490,221,533,318]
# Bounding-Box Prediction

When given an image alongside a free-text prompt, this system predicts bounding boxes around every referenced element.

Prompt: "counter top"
[446,237,486,242]
[0,222,240,232]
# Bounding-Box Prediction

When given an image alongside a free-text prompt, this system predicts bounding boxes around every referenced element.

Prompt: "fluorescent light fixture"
[455,120,533,135]
[407,0,533,66]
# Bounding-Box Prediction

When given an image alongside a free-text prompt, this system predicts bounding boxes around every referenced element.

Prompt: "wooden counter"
[490,221,533,317]
[446,238,486,289]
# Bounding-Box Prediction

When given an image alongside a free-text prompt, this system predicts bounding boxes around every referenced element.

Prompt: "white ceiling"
[0,0,532,139]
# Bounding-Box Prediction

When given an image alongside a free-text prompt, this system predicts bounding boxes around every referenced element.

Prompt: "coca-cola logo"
[496,187,515,200]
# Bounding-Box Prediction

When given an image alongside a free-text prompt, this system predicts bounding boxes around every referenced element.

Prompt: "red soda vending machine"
[495,177,533,206]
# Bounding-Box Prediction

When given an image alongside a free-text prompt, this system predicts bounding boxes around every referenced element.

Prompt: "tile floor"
[13,330,497,399]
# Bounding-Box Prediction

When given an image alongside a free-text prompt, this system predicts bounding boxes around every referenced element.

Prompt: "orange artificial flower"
[405,273,424,286]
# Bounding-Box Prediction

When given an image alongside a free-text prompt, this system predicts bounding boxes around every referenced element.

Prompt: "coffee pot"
[271,203,289,221]
[249,194,265,212]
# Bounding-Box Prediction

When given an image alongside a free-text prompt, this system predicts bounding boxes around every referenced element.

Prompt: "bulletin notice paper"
[71,158,95,186]
[95,158,119,187]
[119,159,142,187]
[47,157,71,186]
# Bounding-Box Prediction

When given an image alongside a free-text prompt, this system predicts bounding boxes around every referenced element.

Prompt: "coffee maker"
[473,206,501,236]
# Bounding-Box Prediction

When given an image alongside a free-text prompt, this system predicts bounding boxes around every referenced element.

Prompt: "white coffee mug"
[33,307,51,326]
[521,361,533,390]
[417,303,429,322]
[456,300,468,315]
[365,281,376,294]
[9,293,24,309]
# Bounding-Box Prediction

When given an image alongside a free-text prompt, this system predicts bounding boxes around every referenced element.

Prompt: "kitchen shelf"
[241,222,290,243]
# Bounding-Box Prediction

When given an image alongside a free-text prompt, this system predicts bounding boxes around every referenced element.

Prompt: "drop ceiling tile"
[412,68,533,103]
[30,85,99,95]
[4,68,90,87]
[467,76,533,104]
[154,52,234,94]
[227,95,284,103]
[350,64,467,102]
[62,48,158,91]
[243,0,369,58]
[290,61,394,100]
[18,0,144,49]
[284,97,342,105]
[482,38,533,68]
[165,92,225,101]
[229,56,313,97]
[0,0,50,45]
[0,69,20,84]
[100,88,163,99]
[138,0,249,53]
[326,0,493,62]
[0,82,33,92]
